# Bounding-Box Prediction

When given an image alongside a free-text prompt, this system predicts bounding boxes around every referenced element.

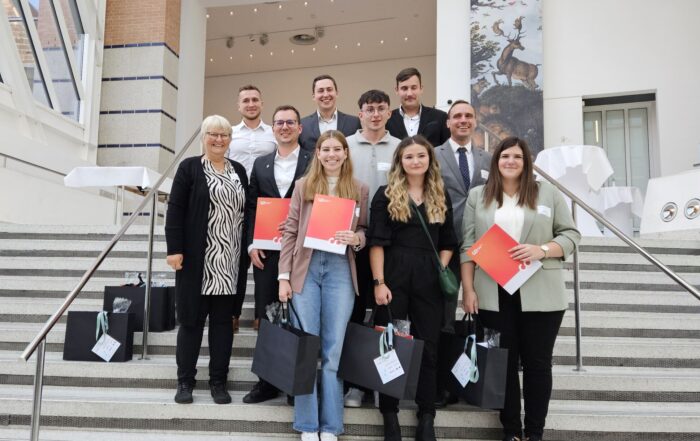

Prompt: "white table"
[535,145,614,236]
[64,167,173,224]
[599,186,644,237]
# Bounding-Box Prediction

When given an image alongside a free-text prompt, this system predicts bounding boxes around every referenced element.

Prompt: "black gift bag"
[337,306,424,400]
[103,286,175,332]
[251,302,321,396]
[63,311,135,362]
[441,314,508,409]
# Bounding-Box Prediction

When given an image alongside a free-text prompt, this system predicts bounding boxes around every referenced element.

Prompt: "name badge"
[377,162,391,171]
[537,205,552,218]
[480,170,489,180]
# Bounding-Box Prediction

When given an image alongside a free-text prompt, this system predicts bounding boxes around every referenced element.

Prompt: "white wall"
[543,0,700,176]
[436,0,469,110]
[204,56,436,124]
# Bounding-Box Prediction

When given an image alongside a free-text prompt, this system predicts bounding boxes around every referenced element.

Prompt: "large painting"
[470,0,543,154]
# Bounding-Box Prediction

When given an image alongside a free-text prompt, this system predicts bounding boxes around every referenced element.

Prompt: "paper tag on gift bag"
[451,352,474,387]
[374,349,405,384]
[91,333,121,362]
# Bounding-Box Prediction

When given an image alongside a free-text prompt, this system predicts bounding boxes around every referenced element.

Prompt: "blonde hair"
[303,130,360,202]
[385,136,447,223]
[199,115,232,153]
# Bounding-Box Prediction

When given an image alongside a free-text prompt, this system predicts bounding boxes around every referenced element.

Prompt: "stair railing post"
[29,339,46,441]
[141,191,157,360]
[571,200,584,371]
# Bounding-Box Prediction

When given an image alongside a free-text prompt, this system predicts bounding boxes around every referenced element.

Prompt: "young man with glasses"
[343,90,400,408]
[386,67,450,148]
[242,105,311,405]
[299,74,361,151]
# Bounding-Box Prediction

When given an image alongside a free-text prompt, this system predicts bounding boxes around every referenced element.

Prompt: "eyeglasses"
[362,106,389,115]
[206,132,230,140]
[273,119,298,127]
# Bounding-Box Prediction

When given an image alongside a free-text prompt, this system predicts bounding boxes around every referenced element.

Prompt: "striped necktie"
[458,147,471,190]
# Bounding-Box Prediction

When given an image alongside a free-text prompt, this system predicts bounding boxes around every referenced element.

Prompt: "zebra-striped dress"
[200,157,245,295]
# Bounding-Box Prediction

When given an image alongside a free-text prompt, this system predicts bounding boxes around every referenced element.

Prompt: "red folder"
[303,194,356,254]
[252,198,291,251]
[466,224,542,294]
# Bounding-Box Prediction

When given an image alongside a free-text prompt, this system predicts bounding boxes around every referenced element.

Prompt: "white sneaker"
[300,433,318,441]
[320,433,338,441]
[344,387,364,408]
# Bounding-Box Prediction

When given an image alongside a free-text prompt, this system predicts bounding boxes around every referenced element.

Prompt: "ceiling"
[204,0,437,78]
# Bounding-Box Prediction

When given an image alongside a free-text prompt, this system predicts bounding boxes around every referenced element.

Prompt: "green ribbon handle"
[95,311,109,341]
[378,323,395,358]
[464,334,479,384]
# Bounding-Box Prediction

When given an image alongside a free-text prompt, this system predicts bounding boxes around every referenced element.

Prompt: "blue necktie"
[458,147,471,190]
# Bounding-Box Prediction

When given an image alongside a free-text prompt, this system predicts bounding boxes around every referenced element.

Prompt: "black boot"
[415,413,436,441]
[382,412,402,441]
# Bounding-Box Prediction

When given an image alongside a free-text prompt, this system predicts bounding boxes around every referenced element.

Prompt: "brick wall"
[104,0,180,54]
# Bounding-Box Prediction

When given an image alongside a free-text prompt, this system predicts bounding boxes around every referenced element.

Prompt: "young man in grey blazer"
[434,99,491,407]
[298,74,361,151]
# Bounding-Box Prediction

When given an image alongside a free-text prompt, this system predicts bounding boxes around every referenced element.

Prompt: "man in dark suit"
[298,74,361,151]
[242,105,312,404]
[385,67,450,147]
[435,99,491,407]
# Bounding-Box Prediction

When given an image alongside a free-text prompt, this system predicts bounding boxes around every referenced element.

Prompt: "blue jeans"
[290,250,355,435]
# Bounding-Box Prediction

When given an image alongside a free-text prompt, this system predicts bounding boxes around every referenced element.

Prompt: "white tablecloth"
[535,145,614,236]
[64,166,172,194]
[599,186,644,237]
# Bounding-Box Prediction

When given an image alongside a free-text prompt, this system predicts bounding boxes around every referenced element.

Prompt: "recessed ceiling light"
[253,7,258,13]
[304,1,308,6]
[229,11,233,16]
[206,13,210,19]
[270,51,274,56]
[334,44,338,49]
[356,42,361,47]
[380,39,384,44]
[404,36,408,41]
[249,54,253,58]
[290,49,295,54]
[229,56,233,60]
[278,4,282,9]
[312,47,316,52]
[209,58,213,62]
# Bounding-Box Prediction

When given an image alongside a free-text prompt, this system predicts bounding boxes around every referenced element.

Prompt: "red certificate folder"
[466,224,542,294]
[303,194,356,254]
[252,198,291,251]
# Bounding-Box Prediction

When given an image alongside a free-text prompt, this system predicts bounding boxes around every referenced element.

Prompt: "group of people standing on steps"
[165,66,581,441]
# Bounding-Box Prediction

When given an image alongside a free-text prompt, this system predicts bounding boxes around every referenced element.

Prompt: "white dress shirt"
[494,193,525,241]
[449,139,475,181]
[274,146,300,198]
[318,109,338,134]
[400,105,421,137]
[228,120,277,177]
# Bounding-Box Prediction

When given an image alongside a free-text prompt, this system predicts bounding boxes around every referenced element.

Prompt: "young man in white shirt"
[228,85,277,178]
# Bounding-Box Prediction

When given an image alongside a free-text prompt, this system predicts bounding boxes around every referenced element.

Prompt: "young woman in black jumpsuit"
[368,135,457,441]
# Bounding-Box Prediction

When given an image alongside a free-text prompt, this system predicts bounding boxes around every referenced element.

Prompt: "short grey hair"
[200,115,232,152]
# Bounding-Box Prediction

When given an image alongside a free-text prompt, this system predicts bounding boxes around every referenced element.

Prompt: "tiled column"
[98,0,181,172]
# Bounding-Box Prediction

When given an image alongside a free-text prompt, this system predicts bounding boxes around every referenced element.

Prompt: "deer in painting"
[491,17,539,89]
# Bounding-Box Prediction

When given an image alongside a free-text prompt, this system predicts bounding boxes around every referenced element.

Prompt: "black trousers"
[176,295,234,385]
[252,251,280,319]
[479,287,565,438]
[377,248,443,417]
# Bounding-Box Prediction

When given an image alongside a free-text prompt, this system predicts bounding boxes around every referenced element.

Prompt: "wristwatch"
[540,244,550,258]
[373,278,385,286]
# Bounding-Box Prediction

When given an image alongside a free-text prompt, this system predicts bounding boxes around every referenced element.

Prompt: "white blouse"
[494,193,525,242]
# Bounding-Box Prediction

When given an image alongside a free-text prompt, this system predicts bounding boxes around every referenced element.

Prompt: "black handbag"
[63,311,135,362]
[103,286,176,332]
[338,305,424,400]
[411,202,460,298]
[251,301,321,396]
[441,314,508,409]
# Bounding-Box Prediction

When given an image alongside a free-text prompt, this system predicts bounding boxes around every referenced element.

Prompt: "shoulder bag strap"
[410,201,446,271]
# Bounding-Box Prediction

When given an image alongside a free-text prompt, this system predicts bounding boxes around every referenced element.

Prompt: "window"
[3,0,51,107]
[27,0,80,120]
[57,0,85,80]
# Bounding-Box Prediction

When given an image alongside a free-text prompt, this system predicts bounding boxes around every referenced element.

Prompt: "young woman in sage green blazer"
[459,137,580,441]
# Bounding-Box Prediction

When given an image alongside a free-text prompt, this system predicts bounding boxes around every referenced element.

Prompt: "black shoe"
[287,394,295,406]
[415,413,436,441]
[434,390,459,409]
[502,436,522,441]
[210,382,231,404]
[382,412,402,441]
[243,380,279,404]
[174,382,193,404]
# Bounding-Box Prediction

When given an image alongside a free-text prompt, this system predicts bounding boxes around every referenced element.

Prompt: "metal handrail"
[20,127,200,441]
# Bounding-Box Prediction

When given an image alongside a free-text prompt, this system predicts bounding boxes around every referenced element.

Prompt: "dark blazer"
[165,155,249,326]
[385,105,450,147]
[299,111,361,151]
[435,140,492,238]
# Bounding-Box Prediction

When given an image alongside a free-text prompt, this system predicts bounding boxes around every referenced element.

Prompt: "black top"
[385,105,450,148]
[367,185,458,253]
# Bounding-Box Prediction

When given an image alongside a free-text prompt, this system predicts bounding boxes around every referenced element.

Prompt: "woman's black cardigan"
[165,155,249,326]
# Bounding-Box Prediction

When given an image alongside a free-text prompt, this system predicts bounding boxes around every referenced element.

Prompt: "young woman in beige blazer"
[278,130,369,441]
[460,137,581,441]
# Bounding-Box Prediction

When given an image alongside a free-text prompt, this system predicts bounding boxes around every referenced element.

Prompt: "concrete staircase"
[0,224,699,441]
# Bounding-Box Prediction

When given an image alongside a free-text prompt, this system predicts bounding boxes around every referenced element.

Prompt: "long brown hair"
[483,136,538,209]
[303,130,360,202]
[385,135,448,223]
